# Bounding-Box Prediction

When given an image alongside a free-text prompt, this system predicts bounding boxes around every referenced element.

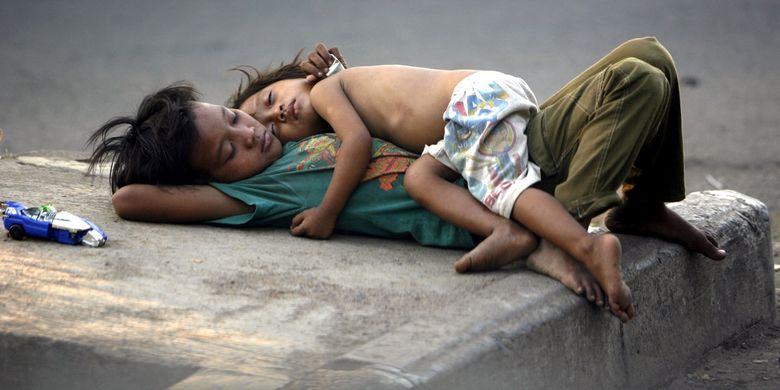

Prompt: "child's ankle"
[573,235,598,265]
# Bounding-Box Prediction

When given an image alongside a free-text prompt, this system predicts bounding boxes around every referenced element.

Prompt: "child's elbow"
[112,186,141,220]
[343,130,372,148]
[403,163,426,201]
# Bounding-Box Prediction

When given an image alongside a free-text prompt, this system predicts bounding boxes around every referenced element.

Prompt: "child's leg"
[511,187,634,322]
[541,37,677,110]
[405,156,605,305]
[604,199,727,260]
[528,37,724,260]
[405,155,536,271]
[526,239,605,307]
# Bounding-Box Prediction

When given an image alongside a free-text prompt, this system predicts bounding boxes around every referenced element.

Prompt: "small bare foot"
[454,220,537,273]
[526,239,605,307]
[587,234,635,322]
[605,201,727,261]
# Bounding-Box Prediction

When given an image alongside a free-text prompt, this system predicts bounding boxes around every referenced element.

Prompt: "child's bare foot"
[584,234,635,322]
[454,220,537,273]
[526,240,605,307]
[605,201,727,261]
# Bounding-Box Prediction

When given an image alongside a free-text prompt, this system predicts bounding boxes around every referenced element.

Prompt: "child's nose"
[277,104,286,122]
[245,127,259,147]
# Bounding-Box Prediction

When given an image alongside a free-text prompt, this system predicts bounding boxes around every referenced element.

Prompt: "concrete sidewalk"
[0,153,774,389]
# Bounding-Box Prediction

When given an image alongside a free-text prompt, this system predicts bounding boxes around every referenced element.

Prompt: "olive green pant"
[526,36,684,221]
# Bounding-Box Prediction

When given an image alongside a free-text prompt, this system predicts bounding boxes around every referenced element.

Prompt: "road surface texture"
[1,1,778,388]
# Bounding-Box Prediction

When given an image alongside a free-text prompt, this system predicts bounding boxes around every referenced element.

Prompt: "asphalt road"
[1,0,779,386]
[1,0,777,212]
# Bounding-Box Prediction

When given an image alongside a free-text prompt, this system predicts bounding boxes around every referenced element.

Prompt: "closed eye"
[226,143,236,162]
[267,91,273,106]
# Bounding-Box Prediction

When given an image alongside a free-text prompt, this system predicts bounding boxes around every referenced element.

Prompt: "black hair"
[86,82,207,192]
[227,50,306,109]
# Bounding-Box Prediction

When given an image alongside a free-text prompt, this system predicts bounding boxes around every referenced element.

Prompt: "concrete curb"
[285,191,774,389]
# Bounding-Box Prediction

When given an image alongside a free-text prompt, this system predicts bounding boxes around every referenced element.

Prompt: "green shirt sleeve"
[210,134,474,249]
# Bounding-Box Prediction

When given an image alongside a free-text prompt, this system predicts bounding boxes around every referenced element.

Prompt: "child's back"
[314,65,475,153]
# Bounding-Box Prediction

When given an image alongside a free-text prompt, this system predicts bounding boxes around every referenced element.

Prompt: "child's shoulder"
[309,72,343,103]
[309,67,378,100]
[327,65,404,80]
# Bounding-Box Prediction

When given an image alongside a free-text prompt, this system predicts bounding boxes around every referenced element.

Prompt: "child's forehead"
[192,102,232,136]
[193,102,223,121]
[189,104,225,166]
[239,78,308,112]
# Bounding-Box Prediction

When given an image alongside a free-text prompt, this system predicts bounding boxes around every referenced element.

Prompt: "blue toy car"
[1,200,107,247]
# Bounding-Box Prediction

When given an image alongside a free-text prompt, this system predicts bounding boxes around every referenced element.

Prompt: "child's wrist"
[316,205,340,223]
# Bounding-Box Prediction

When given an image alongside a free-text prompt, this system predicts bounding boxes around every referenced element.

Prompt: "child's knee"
[404,155,457,199]
[612,58,670,103]
[622,36,662,54]
[620,37,676,78]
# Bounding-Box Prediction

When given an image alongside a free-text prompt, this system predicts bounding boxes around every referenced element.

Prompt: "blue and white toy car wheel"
[8,224,25,240]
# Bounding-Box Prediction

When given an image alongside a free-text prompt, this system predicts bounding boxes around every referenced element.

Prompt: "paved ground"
[1,0,778,387]
[0,154,774,389]
[666,268,780,389]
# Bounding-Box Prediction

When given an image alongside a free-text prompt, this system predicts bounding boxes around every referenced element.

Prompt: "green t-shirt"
[210,134,474,249]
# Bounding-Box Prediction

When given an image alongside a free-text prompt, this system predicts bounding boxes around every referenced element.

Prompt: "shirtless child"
[235,39,729,322]
[294,41,726,268]
[234,48,635,321]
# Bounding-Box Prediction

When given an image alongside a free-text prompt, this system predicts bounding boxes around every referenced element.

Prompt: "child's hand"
[302,43,347,83]
[290,207,337,239]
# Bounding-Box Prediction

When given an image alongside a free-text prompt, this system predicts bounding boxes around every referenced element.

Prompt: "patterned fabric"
[423,71,542,217]
[289,134,417,191]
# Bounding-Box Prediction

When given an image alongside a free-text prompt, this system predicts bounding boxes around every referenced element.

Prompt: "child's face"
[239,78,327,144]
[190,102,283,182]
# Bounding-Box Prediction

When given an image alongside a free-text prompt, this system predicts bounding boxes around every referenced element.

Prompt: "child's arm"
[112,184,252,223]
[290,75,372,239]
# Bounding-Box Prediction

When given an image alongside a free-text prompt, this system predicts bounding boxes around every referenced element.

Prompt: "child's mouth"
[288,100,298,120]
[261,130,271,151]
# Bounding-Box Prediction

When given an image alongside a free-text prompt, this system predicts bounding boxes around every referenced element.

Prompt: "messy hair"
[86,82,206,192]
[227,50,306,109]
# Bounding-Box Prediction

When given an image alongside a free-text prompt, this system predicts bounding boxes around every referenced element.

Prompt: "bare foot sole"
[587,234,635,322]
[526,240,605,307]
[454,220,537,273]
[605,202,727,261]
